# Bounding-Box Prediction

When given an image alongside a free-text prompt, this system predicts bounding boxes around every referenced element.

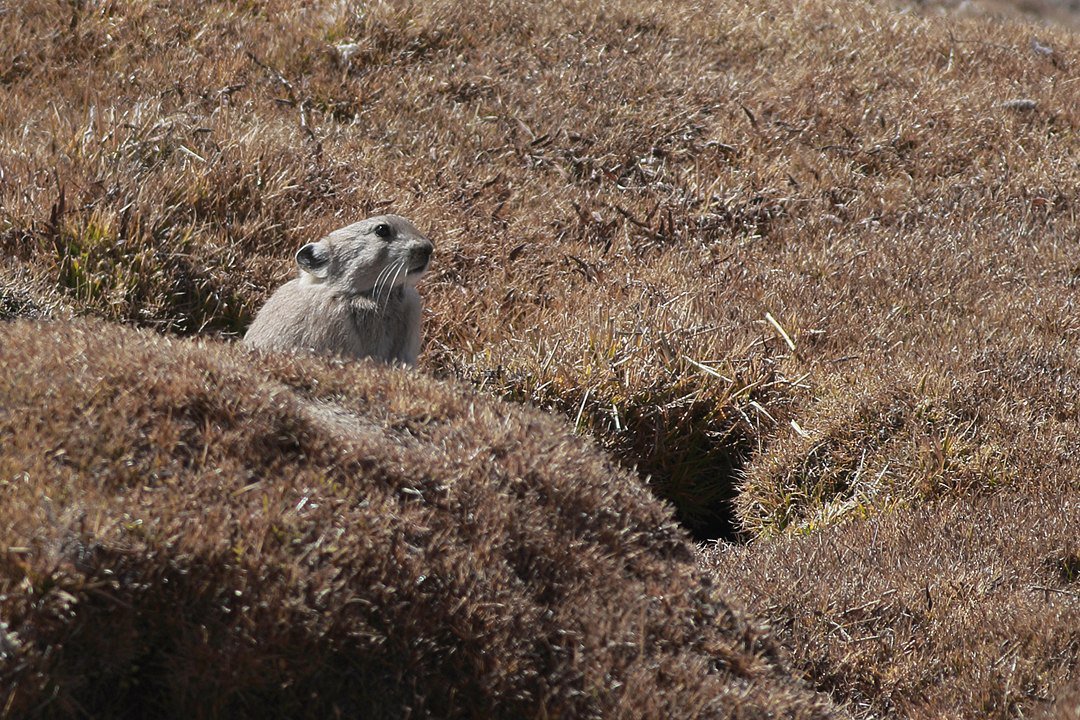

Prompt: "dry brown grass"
[2,0,1077,534]
[2,0,1079,715]
[0,319,839,718]
[703,487,1080,718]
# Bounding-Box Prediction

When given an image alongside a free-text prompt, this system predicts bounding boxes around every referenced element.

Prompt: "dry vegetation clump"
[739,331,1080,535]
[0,271,70,323]
[0,319,839,719]
[738,361,1020,535]
[703,486,1080,719]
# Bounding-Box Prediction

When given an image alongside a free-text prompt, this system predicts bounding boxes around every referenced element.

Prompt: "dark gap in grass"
[601,399,751,543]
[158,253,252,336]
[0,287,47,321]
[445,363,771,543]
[1051,551,1080,584]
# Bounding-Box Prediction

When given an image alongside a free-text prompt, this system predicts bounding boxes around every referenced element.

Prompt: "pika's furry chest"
[346,291,415,358]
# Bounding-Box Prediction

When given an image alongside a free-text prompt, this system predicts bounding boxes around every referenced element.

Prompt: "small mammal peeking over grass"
[244,215,434,366]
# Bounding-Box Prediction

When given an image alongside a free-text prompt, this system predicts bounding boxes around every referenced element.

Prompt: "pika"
[243,215,434,366]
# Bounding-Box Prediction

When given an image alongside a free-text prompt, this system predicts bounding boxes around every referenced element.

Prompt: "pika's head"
[295,215,434,296]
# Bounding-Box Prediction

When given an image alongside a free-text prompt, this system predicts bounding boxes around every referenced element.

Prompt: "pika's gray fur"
[244,215,433,366]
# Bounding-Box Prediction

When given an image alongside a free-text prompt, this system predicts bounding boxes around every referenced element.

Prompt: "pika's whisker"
[382,260,407,308]
[372,261,396,300]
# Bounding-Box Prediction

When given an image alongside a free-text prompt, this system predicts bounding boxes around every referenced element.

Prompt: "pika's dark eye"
[373,223,392,238]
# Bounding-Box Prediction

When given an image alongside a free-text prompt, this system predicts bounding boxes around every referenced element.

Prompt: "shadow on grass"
[451,363,787,543]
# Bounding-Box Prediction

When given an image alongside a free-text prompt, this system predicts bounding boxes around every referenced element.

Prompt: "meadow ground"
[1,0,1078,717]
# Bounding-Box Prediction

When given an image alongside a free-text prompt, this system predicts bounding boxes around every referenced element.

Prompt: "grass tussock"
[738,363,1019,535]
[0,319,838,719]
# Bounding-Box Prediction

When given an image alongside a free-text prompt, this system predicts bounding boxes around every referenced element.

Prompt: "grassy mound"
[736,350,1074,534]
[0,319,837,718]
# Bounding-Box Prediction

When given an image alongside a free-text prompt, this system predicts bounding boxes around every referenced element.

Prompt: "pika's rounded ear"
[296,242,330,278]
